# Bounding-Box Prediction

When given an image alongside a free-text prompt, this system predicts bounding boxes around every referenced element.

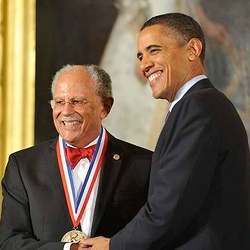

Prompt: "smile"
[61,120,82,128]
[148,71,162,82]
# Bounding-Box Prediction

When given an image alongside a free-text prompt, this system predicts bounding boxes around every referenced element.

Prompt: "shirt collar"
[169,75,207,112]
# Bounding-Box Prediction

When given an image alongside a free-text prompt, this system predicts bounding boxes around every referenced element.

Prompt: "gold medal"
[61,230,87,243]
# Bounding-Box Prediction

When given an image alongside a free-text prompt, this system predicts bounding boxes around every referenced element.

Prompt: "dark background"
[35,0,117,143]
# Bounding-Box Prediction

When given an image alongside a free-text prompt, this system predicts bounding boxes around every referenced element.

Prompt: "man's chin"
[59,133,78,144]
[152,92,162,99]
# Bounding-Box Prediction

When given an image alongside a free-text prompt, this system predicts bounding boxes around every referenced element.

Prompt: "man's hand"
[80,236,110,250]
[70,243,90,250]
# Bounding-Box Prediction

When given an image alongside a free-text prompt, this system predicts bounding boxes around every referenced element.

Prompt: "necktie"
[65,145,96,169]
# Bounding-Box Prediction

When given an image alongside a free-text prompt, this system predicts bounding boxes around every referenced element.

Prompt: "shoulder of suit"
[9,138,57,158]
[173,81,226,115]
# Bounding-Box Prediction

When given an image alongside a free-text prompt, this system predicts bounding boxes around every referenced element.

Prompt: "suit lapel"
[48,135,124,234]
[91,134,123,235]
[156,79,215,155]
[48,139,73,229]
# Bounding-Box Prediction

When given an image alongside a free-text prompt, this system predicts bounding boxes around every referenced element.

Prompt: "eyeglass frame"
[49,97,88,109]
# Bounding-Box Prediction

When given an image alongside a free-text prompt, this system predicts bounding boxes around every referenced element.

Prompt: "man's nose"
[140,55,153,75]
[61,102,75,114]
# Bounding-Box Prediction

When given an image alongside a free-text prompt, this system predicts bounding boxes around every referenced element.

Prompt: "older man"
[0,65,152,250]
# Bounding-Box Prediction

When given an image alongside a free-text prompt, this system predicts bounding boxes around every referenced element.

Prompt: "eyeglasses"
[50,98,87,109]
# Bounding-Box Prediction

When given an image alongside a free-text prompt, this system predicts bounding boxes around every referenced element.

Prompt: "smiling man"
[0,65,152,250]
[51,66,109,148]
[82,13,250,250]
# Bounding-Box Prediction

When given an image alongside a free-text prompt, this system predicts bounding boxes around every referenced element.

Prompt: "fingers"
[80,236,103,244]
[79,236,110,250]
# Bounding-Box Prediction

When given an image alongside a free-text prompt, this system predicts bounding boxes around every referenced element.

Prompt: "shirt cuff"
[63,242,72,250]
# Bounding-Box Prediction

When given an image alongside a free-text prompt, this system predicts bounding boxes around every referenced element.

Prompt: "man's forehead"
[137,25,184,50]
[137,28,164,49]
[56,70,94,85]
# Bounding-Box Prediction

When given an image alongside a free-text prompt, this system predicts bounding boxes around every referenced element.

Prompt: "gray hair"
[51,64,113,101]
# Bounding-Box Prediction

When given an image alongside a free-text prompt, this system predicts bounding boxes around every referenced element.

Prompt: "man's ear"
[187,38,203,61]
[102,97,114,118]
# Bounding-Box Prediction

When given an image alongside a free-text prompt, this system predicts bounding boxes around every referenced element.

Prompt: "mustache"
[58,115,82,122]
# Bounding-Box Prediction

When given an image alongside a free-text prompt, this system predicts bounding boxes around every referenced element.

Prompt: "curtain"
[0,0,35,204]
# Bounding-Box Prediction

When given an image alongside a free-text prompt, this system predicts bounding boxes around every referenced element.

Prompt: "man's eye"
[137,53,143,61]
[71,100,81,105]
[56,100,64,105]
[72,100,82,105]
[138,56,143,61]
[150,49,159,54]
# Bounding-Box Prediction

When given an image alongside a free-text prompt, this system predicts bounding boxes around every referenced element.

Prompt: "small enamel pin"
[113,154,120,160]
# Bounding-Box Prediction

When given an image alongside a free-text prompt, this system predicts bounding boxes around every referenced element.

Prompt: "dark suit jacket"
[111,79,250,250]
[0,133,152,249]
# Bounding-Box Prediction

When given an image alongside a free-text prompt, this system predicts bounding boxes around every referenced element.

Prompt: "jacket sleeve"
[110,96,220,250]
[0,155,65,250]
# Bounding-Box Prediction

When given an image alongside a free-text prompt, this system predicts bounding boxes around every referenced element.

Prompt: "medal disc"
[61,230,87,243]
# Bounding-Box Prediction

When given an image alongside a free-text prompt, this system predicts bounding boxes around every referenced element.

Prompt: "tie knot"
[65,145,96,169]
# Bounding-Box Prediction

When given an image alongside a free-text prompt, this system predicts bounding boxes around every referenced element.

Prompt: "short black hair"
[141,13,206,61]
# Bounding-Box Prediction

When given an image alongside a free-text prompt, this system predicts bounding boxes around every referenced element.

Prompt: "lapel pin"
[113,154,120,160]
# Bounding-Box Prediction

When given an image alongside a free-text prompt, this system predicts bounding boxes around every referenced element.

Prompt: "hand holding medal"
[61,229,87,243]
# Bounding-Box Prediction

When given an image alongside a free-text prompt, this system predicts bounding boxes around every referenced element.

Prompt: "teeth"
[63,121,80,126]
[148,72,161,82]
